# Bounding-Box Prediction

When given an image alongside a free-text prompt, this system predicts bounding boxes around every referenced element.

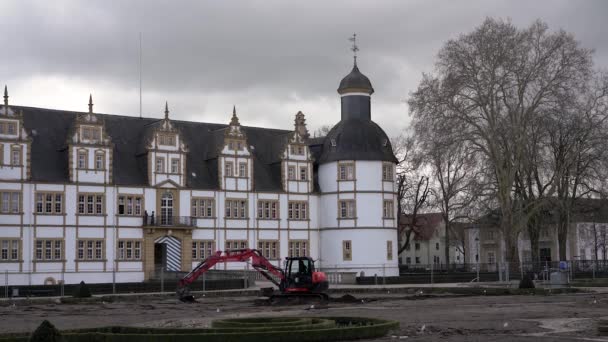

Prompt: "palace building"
[0,60,399,285]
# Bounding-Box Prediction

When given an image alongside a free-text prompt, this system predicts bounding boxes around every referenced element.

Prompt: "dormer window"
[95,151,105,170]
[288,166,295,180]
[225,161,233,177]
[0,121,17,135]
[11,146,21,166]
[171,158,180,173]
[155,157,165,173]
[299,166,307,181]
[81,126,101,142]
[238,162,247,177]
[290,145,304,155]
[237,142,243,150]
[77,150,88,169]
[158,133,175,146]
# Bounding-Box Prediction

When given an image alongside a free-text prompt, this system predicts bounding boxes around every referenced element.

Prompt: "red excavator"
[177,248,329,302]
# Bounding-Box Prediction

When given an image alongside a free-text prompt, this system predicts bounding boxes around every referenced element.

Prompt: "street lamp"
[475,236,480,283]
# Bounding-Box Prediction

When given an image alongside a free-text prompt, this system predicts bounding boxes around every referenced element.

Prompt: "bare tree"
[408,18,594,263]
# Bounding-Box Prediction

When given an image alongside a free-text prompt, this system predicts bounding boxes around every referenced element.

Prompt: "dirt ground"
[1,291,607,341]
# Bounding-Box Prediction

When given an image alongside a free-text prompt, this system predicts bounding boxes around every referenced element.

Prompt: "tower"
[317,44,399,276]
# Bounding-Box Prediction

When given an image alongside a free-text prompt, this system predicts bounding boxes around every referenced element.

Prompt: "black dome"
[318,119,397,164]
[337,63,374,95]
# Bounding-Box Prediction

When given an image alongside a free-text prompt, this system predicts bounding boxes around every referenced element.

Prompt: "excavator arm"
[177,249,285,301]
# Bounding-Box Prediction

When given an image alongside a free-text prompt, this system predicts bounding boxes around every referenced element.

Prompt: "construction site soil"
[1,290,607,341]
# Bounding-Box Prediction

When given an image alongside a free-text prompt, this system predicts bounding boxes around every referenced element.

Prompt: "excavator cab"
[282,257,328,294]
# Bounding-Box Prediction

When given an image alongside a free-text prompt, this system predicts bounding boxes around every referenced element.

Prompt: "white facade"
[0,83,399,285]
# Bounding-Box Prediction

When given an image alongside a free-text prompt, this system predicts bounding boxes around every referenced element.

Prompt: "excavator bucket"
[176,286,197,303]
[179,295,197,303]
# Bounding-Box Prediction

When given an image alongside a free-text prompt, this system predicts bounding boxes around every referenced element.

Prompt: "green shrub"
[519,274,535,289]
[73,281,92,298]
[28,320,61,342]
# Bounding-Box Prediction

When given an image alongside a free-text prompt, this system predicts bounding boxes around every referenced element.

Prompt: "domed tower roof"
[318,119,397,164]
[337,62,374,95]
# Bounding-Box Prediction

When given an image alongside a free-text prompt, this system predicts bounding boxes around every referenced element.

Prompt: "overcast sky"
[1,0,607,137]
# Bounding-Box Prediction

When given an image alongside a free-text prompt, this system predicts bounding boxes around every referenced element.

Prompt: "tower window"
[338,163,355,180]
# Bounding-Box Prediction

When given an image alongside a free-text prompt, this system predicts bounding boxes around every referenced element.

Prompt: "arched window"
[161,192,173,225]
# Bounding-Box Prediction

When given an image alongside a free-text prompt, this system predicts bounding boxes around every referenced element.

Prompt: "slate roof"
[337,63,374,95]
[17,104,398,191]
[18,106,292,191]
[318,118,398,164]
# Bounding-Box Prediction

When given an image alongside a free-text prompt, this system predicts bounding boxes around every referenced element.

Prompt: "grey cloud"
[1,0,607,138]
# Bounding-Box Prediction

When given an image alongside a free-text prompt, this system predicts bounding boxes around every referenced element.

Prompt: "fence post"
[383,265,386,285]
[160,267,164,294]
[243,265,248,289]
[61,270,65,297]
[112,267,116,295]
[4,270,8,299]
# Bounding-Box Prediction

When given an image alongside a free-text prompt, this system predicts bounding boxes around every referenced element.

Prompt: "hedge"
[1,317,398,342]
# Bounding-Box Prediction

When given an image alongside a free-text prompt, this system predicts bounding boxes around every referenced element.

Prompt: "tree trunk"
[444,217,451,268]
[557,210,569,261]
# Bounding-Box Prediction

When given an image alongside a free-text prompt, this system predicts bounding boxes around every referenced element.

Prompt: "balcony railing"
[143,215,197,227]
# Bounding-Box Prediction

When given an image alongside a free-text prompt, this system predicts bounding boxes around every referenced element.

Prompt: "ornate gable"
[70,95,111,146]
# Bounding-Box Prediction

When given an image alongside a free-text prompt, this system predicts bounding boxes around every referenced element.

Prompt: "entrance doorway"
[153,235,182,272]
[154,243,167,272]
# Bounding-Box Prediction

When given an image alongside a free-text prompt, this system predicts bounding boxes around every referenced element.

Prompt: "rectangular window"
[257,200,279,219]
[225,199,247,219]
[225,240,247,251]
[34,239,62,261]
[155,157,165,173]
[299,166,307,181]
[117,195,143,216]
[34,192,63,214]
[76,240,104,261]
[387,240,393,260]
[383,200,394,218]
[158,134,176,146]
[95,152,104,170]
[77,150,87,169]
[338,200,356,219]
[81,126,101,141]
[258,240,279,259]
[0,121,17,135]
[342,240,352,261]
[415,242,420,251]
[116,240,141,260]
[288,240,308,257]
[382,163,394,181]
[288,166,296,180]
[238,162,247,177]
[225,161,233,177]
[0,239,19,261]
[0,191,20,214]
[415,257,421,264]
[288,201,308,220]
[488,252,496,264]
[11,146,21,166]
[171,158,180,173]
[191,198,214,217]
[192,240,215,260]
[77,193,104,215]
[338,163,355,180]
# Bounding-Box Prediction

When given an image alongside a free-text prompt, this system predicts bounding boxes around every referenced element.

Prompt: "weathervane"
[349,33,359,65]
